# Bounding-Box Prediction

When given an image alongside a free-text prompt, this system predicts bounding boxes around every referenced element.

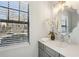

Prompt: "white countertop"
[39,38,79,57]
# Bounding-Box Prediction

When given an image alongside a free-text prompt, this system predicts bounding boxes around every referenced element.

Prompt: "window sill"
[0,42,30,52]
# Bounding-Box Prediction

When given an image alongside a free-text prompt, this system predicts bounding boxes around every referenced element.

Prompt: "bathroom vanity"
[38,41,64,57]
[38,38,79,57]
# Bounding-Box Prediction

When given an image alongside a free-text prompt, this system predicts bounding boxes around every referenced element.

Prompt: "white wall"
[0,2,52,57]
[27,1,52,56]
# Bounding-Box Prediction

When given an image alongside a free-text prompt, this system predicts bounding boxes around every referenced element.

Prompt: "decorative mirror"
[53,2,79,42]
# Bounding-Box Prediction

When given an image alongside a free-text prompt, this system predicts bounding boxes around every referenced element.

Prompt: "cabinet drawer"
[39,49,44,57]
[59,54,64,57]
[44,46,59,57]
[39,49,50,57]
[38,42,44,50]
[44,52,50,57]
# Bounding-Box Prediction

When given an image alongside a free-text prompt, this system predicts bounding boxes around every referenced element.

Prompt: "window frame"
[0,1,30,46]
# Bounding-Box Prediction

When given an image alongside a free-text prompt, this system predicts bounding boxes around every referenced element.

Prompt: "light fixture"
[53,1,66,16]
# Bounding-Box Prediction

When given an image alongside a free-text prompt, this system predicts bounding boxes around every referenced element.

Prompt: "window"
[0,7,8,20]
[0,1,8,7]
[61,15,68,35]
[20,12,28,22]
[9,1,19,10]
[20,1,28,12]
[9,10,19,21]
[0,1,29,47]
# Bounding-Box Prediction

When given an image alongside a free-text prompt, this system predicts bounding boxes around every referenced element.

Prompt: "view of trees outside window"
[0,1,29,46]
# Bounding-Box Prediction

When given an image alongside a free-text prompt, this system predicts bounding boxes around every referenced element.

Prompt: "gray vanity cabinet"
[38,41,64,57]
[59,54,65,57]
[38,41,50,57]
[39,48,50,57]
[44,45,59,57]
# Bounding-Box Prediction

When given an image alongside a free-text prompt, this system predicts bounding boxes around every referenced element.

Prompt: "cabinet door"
[44,45,59,57]
[38,42,44,50]
[38,41,61,57]
[43,52,50,57]
[39,49,45,57]
[39,48,50,57]
[38,42,50,57]
[59,54,64,57]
